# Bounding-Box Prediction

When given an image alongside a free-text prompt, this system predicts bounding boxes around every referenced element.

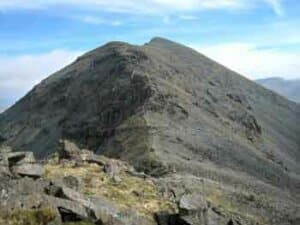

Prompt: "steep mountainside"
[0,37,299,225]
[256,77,300,102]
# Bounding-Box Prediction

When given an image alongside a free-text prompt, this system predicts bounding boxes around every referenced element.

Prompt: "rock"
[103,161,121,175]
[112,208,155,225]
[112,175,122,184]
[88,196,120,224]
[178,193,208,225]
[207,207,228,225]
[46,195,90,222]
[58,139,81,160]
[82,152,108,166]
[12,163,43,178]
[155,212,179,225]
[0,176,50,209]
[6,151,36,166]
[126,169,149,179]
[44,183,64,197]
[59,186,92,208]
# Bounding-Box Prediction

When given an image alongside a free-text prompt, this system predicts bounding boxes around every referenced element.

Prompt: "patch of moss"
[0,208,56,225]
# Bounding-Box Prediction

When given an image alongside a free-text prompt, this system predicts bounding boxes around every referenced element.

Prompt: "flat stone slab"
[13,163,43,178]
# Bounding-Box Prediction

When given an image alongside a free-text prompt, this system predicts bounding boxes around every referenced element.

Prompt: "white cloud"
[193,43,300,80]
[264,0,284,16]
[79,15,122,26]
[0,0,284,15]
[0,49,83,107]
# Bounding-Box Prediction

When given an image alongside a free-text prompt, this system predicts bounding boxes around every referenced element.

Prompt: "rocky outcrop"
[0,146,174,225]
[0,145,43,178]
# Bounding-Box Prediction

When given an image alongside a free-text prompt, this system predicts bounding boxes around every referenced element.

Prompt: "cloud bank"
[0,0,284,15]
[0,50,82,110]
[195,42,300,79]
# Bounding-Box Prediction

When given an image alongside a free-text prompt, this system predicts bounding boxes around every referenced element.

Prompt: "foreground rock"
[12,163,43,178]
[0,145,43,178]
[0,147,175,225]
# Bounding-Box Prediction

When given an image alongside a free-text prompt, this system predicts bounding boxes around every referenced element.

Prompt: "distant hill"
[256,77,300,102]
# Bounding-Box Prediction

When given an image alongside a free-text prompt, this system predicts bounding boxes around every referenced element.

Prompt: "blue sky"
[0,0,300,111]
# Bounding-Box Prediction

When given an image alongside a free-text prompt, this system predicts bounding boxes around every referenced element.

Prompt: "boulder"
[46,195,90,222]
[0,150,36,178]
[0,177,50,209]
[88,196,120,224]
[178,193,208,225]
[81,152,108,166]
[6,151,36,166]
[59,186,92,208]
[53,186,155,225]
[110,208,155,225]
[112,175,122,184]
[12,163,43,178]
[103,161,122,175]
[58,139,81,160]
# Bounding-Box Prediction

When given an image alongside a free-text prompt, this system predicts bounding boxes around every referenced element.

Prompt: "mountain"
[0,37,299,225]
[256,77,300,102]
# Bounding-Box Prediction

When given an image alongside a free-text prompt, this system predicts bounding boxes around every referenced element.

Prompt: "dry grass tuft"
[44,161,176,217]
[0,208,56,225]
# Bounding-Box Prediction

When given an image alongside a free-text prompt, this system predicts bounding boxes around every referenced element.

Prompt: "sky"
[0,0,300,111]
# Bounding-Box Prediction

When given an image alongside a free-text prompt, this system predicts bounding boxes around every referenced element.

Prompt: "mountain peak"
[147,37,187,50]
[148,37,175,44]
[0,38,299,225]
